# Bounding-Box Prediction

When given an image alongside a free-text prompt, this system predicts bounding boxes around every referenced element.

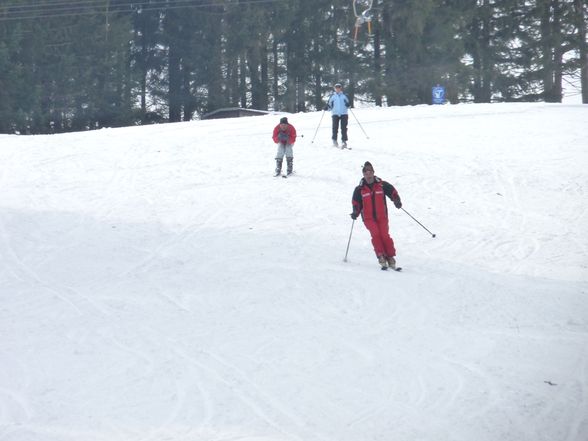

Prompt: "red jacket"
[272,123,297,145]
[352,177,401,221]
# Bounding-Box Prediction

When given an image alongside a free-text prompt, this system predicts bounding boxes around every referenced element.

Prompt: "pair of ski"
[333,143,351,150]
[274,172,292,179]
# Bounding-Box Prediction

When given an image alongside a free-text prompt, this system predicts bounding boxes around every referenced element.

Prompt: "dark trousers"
[331,114,348,142]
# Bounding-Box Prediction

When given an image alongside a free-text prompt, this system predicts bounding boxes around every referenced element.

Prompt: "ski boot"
[286,157,293,175]
[386,256,396,270]
[377,255,388,270]
[274,158,283,177]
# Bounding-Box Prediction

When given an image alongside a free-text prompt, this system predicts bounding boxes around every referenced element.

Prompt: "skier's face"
[363,168,374,182]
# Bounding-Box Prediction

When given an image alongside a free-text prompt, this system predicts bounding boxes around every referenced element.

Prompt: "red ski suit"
[352,177,402,258]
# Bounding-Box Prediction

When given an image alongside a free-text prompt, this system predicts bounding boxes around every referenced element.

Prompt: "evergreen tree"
[380,0,469,104]
[0,21,26,133]
[131,2,165,123]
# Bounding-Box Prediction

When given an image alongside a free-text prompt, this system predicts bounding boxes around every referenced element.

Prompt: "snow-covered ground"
[1,103,587,441]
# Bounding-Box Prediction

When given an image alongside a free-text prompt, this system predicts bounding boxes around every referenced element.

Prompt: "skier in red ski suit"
[351,161,402,269]
[272,117,297,176]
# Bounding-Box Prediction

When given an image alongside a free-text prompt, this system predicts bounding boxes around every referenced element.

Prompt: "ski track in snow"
[0,104,587,441]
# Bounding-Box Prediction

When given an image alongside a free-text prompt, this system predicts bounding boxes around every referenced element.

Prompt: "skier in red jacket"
[351,161,402,270]
[272,117,297,176]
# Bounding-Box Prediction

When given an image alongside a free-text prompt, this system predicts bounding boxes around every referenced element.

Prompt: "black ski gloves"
[350,212,359,220]
[394,200,402,209]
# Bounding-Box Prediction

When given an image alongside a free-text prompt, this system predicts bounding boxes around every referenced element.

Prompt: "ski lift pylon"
[352,0,374,42]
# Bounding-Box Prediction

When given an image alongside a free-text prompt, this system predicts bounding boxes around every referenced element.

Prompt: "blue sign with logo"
[432,85,446,104]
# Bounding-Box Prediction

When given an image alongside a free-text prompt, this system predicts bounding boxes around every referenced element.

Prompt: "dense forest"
[0,0,586,134]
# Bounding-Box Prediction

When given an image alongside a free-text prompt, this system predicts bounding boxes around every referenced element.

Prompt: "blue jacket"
[327,92,350,116]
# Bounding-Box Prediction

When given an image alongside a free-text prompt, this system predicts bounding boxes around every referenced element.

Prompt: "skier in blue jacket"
[325,83,350,148]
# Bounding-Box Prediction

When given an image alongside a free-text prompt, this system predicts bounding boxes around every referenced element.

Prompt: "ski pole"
[343,219,356,262]
[310,110,326,144]
[349,108,369,139]
[401,208,436,238]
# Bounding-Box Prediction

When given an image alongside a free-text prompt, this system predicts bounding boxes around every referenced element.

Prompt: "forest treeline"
[0,0,586,134]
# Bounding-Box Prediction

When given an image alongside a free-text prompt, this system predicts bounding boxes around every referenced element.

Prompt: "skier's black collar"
[359,176,381,186]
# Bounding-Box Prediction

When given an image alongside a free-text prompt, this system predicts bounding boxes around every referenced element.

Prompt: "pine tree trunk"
[467,0,493,103]
[539,0,562,102]
[373,23,382,107]
[168,41,182,122]
[207,23,224,113]
[260,41,269,110]
[271,40,280,110]
[182,62,195,121]
[311,39,323,111]
[575,0,588,103]
[382,4,395,105]
[285,43,296,112]
[239,56,247,108]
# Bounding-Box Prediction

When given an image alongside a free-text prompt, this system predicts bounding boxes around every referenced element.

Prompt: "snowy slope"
[0,103,587,441]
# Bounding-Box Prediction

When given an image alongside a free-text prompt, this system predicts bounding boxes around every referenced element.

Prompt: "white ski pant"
[275,143,293,159]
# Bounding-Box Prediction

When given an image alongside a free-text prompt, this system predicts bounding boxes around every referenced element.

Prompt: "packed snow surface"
[1,103,587,441]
